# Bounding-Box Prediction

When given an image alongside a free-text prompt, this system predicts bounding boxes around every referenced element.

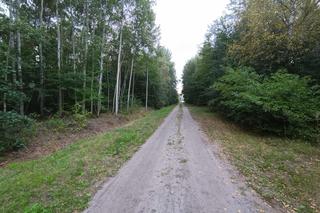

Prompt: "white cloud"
[154,0,229,93]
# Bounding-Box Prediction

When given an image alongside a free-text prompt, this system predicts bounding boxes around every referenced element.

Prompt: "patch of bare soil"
[0,109,146,167]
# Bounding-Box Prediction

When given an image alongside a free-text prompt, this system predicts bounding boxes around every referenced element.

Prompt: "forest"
[0,0,178,153]
[183,0,320,142]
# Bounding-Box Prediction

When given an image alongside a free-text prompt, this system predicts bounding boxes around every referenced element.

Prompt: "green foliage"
[182,0,320,142]
[43,104,89,133]
[211,67,320,141]
[0,111,35,153]
[0,106,174,213]
[229,0,320,79]
[71,103,89,130]
[44,117,66,132]
[106,129,137,156]
[0,0,176,117]
[24,203,51,213]
[182,18,231,105]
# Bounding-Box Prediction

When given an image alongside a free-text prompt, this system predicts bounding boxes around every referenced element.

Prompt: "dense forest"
[0,0,178,153]
[183,0,320,141]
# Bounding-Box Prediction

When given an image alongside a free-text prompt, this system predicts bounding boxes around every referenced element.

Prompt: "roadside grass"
[0,106,175,213]
[189,106,320,213]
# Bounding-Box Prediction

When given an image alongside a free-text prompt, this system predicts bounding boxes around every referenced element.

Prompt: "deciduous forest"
[183,0,320,141]
[0,0,178,153]
[0,0,320,212]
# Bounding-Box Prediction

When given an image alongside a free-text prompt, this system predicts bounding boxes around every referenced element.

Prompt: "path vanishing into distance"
[85,106,276,213]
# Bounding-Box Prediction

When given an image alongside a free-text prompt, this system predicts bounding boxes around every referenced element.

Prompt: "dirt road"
[85,106,275,213]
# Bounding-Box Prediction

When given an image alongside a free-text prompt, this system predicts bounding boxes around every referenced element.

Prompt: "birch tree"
[97,1,106,116]
[39,0,44,115]
[126,57,133,111]
[56,0,62,115]
[16,0,23,115]
[145,67,148,111]
[114,24,123,115]
[82,0,89,113]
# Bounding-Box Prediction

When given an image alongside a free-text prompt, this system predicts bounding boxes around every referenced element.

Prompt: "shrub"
[211,67,320,141]
[44,117,66,132]
[0,111,35,153]
[43,104,89,132]
[71,103,88,130]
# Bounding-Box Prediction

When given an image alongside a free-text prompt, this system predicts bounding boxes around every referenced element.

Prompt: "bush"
[0,111,35,153]
[43,104,89,132]
[44,117,66,132]
[70,103,88,130]
[210,67,320,141]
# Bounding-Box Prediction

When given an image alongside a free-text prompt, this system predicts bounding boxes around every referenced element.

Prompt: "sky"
[154,0,229,93]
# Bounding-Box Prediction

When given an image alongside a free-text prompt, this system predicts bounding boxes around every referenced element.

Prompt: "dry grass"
[189,106,320,213]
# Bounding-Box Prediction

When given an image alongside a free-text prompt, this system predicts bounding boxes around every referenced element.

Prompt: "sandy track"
[85,106,275,213]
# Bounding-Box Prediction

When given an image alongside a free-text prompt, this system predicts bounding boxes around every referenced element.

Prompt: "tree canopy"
[182,0,320,141]
[0,0,178,117]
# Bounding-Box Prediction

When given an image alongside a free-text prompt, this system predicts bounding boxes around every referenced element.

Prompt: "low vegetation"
[0,106,174,212]
[0,104,89,155]
[190,106,320,212]
[0,111,35,153]
[210,67,320,141]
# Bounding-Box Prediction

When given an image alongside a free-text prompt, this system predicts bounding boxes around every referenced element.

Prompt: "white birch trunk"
[39,0,44,115]
[145,68,148,111]
[56,0,62,115]
[131,71,135,106]
[126,57,134,111]
[71,5,77,104]
[115,25,123,115]
[82,0,89,113]
[4,36,11,112]
[16,0,24,115]
[107,65,110,111]
[90,24,96,114]
[97,6,106,117]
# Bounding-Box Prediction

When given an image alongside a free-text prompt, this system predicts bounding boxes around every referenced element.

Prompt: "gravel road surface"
[85,106,276,213]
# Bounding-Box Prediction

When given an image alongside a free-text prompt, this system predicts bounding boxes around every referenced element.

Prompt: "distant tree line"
[0,0,178,153]
[183,0,320,141]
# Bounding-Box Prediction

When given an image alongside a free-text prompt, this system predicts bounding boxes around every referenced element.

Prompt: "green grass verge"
[0,106,175,213]
[189,106,320,213]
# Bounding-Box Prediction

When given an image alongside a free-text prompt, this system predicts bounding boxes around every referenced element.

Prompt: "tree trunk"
[107,66,110,111]
[131,71,135,107]
[4,36,11,112]
[82,0,89,113]
[4,0,14,112]
[97,7,106,117]
[39,0,44,115]
[3,1,16,112]
[126,57,134,111]
[90,24,96,114]
[16,0,24,115]
[71,3,77,104]
[145,68,148,111]
[11,32,16,88]
[115,25,123,115]
[120,66,128,104]
[56,0,62,116]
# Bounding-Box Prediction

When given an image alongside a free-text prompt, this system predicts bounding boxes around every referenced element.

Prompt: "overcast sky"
[154,0,229,93]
